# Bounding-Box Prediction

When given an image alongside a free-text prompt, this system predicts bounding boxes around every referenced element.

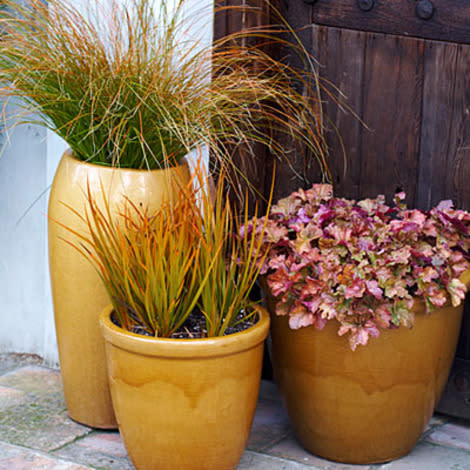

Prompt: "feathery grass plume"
[58,162,271,337]
[0,0,331,179]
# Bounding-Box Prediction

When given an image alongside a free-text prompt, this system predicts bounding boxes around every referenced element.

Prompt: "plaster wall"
[0,0,213,366]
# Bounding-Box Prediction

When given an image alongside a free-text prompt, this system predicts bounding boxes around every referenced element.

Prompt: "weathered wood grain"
[359,33,424,206]
[446,45,470,210]
[311,0,470,45]
[312,24,365,200]
[265,0,321,203]
[213,0,272,212]
[416,41,459,210]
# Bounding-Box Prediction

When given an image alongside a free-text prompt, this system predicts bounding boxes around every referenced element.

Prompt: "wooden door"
[214,0,470,417]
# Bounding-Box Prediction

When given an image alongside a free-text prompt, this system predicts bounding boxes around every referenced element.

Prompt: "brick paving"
[1,354,470,469]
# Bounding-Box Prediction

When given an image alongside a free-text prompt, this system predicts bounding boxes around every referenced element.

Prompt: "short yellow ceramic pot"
[48,149,190,429]
[100,305,270,470]
[269,297,465,464]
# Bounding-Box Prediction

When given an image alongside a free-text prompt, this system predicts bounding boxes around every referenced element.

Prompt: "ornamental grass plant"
[0,0,329,176]
[61,165,270,338]
[244,184,470,350]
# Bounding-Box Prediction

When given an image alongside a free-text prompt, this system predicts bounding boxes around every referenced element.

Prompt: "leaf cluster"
[244,185,470,350]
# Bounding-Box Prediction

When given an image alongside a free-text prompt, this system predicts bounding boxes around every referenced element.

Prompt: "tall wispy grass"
[59,166,270,337]
[0,0,329,175]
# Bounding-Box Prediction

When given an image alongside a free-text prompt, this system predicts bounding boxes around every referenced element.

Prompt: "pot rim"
[99,305,270,359]
[61,148,188,173]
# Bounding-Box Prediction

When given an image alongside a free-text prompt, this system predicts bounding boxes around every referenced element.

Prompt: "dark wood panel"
[311,0,470,45]
[416,41,459,210]
[213,0,272,212]
[312,24,365,200]
[443,44,470,364]
[266,0,321,202]
[446,45,470,211]
[416,41,470,213]
[213,0,229,42]
[359,33,424,205]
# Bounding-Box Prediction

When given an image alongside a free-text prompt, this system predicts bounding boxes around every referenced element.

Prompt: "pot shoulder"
[99,305,270,360]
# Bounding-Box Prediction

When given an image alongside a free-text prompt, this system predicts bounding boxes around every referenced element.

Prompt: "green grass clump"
[0,0,329,177]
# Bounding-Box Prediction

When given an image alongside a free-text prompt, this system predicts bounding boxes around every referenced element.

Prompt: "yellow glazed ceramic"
[268,296,465,464]
[100,305,270,470]
[48,149,190,429]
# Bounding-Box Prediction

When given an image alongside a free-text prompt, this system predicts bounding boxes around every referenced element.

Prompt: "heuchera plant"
[243,184,470,350]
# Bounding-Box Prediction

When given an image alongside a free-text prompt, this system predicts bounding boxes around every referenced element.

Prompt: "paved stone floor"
[1,353,470,469]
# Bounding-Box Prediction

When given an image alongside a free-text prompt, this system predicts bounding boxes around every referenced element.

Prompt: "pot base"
[270,302,464,464]
[100,305,270,470]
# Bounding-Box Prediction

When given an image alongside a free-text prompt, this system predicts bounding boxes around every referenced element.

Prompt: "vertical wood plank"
[213,0,228,42]
[416,42,459,210]
[442,45,470,362]
[266,0,318,202]
[212,0,272,212]
[417,41,470,212]
[446,45,470,211]
[359,33,424,206]
[313,24,366,200]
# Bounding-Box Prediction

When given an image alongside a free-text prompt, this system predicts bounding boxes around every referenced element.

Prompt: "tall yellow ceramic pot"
[48,149,190,429]
[99,305,270,470]
[268,295,466,464]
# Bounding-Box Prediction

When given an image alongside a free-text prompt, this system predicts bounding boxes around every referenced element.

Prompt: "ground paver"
[247,381,292,451]
[0,366,62,396]
[426,422,470,452]
[266,434,376,470]
[0,441,90,470]
[1,354,470,469]
[0,366,90,452]
[238,450,317,470]
[0,385,28,411]
[380,442,470,470]
[53,433,133,470]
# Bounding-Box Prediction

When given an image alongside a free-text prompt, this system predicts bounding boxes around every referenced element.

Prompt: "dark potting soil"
[110,309,258,339]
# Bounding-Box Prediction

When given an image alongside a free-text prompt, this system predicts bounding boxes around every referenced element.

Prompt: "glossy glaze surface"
[48,150,190,428]
[269,298,464,464]
[100,305,270,470]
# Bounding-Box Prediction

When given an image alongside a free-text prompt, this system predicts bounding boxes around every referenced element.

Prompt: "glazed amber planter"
[268,293,466,464]
[48,149,190,429]
[99,305,270,470]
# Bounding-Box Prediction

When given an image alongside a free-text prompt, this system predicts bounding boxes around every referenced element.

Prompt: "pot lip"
[61,148,188,173]
[99,305,270,358]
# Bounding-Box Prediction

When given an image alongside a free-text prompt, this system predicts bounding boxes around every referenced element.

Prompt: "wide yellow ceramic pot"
[48,149,190,429]
[268,294,466,464]
[99,305,270,470]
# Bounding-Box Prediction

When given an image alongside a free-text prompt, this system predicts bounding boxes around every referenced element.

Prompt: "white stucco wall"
[0,0,213,366]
